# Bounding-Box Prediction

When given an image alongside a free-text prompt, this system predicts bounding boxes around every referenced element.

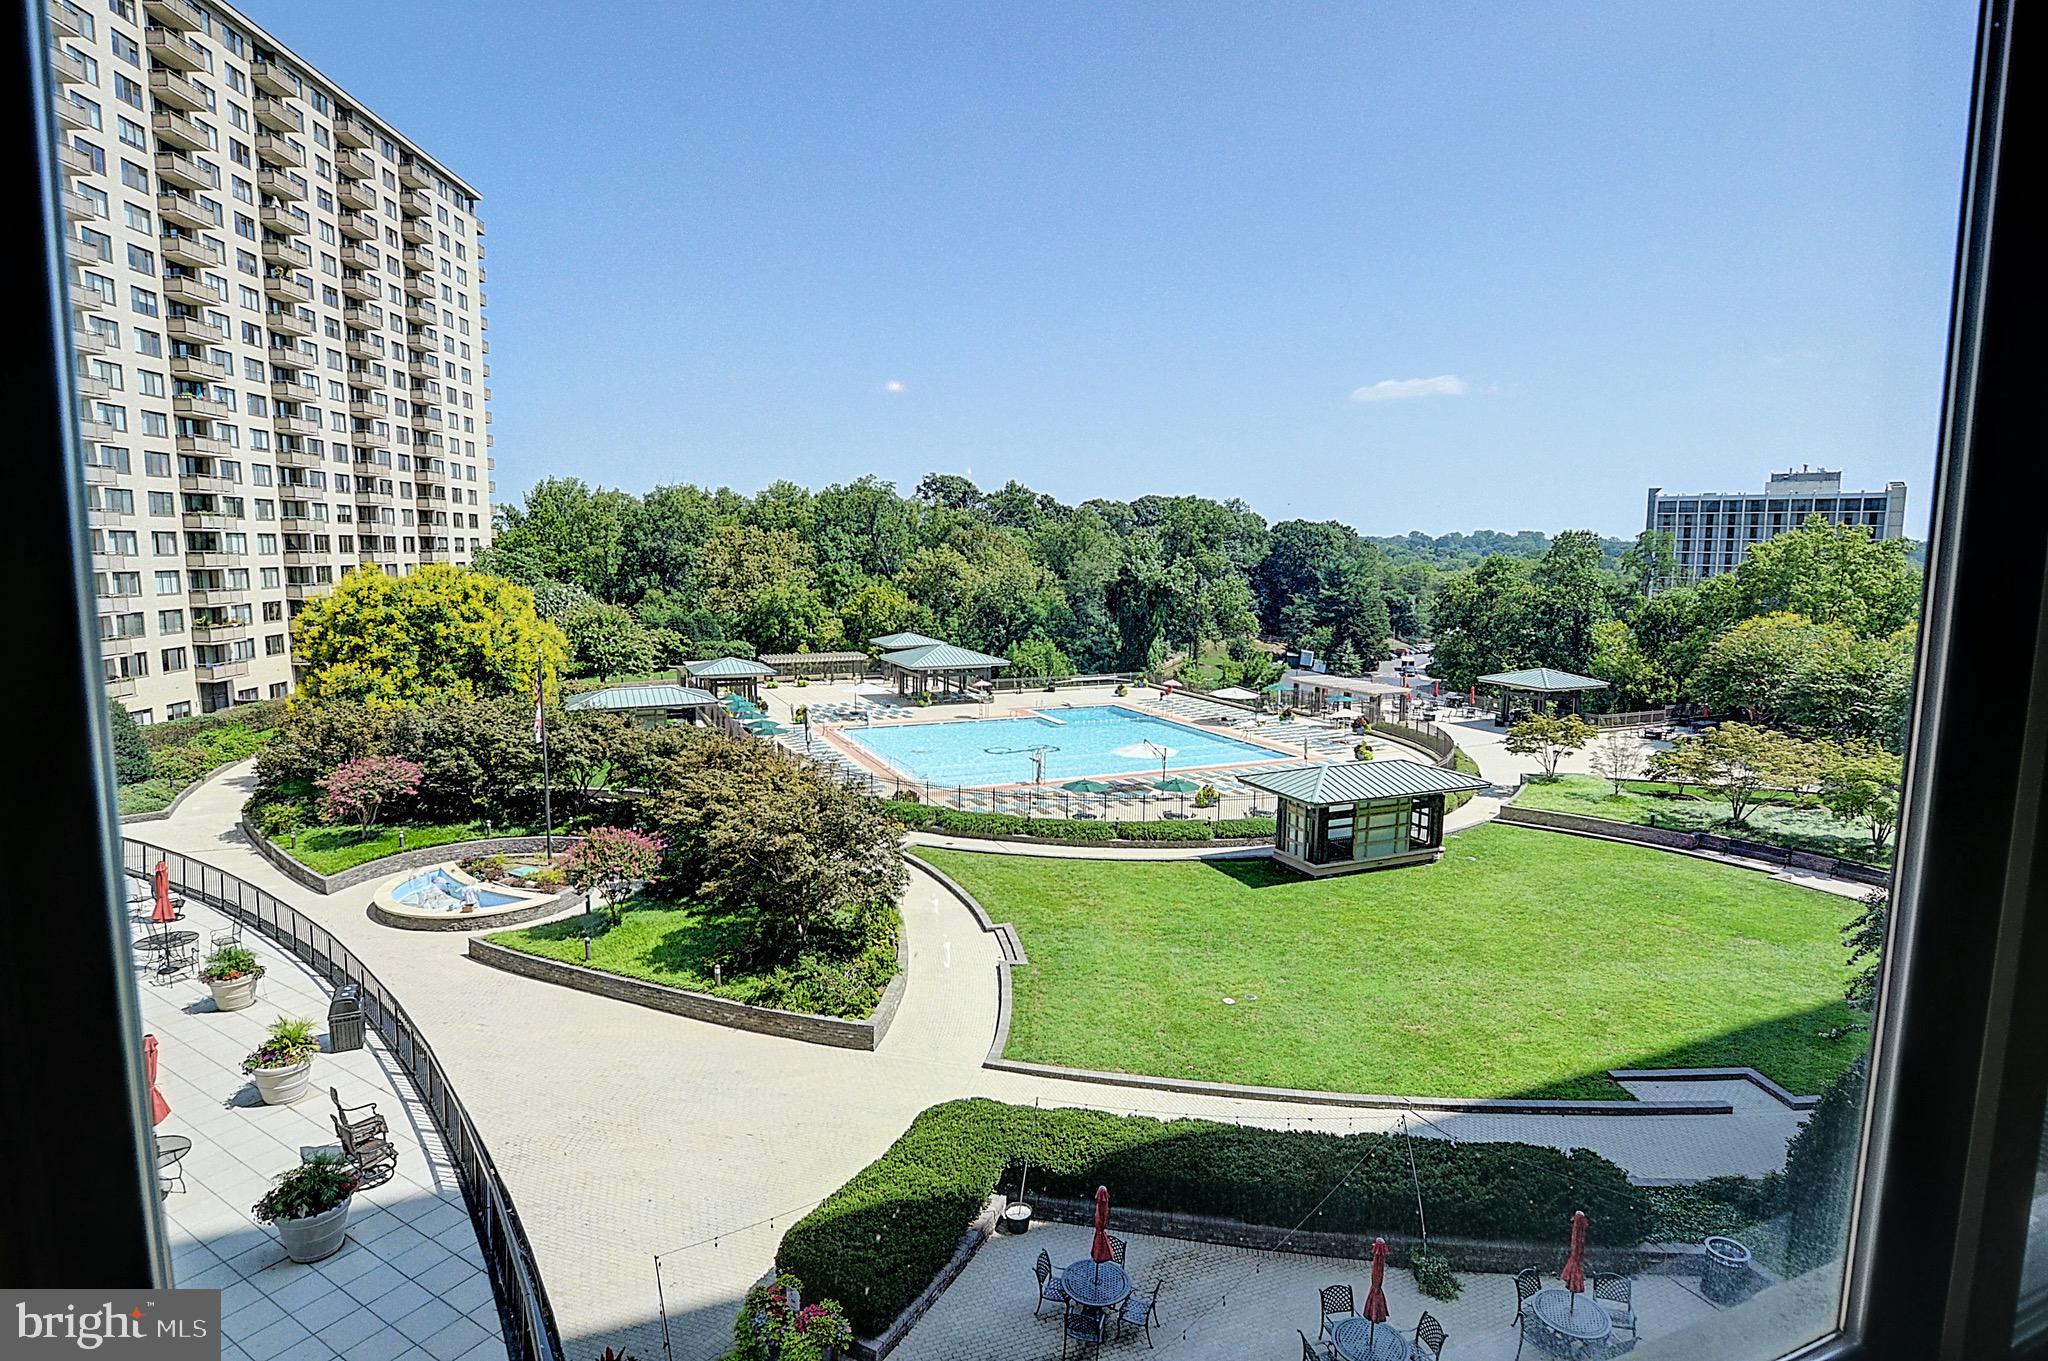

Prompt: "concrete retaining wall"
[368,888,581,932]
[466,937,908,1052]
[1495,803,1890,886]
[239,821,584,895]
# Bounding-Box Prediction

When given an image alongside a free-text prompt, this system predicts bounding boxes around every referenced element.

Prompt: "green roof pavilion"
[564,684,720,727]
[1239,759,1487,876]
[1476,668,1609,724]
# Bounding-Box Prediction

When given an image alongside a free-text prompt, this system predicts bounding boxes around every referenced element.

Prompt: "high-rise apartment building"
[50,0,494,721]
[1644,468,1907,584]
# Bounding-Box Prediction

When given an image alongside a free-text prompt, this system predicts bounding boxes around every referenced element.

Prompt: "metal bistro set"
[1302,1238,1447,1361]
[1511,1271,1639,1358]
[1033,1240,1164,1359]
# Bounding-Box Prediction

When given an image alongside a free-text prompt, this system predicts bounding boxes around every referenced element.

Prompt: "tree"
[564,826,667,927]
[1817,743,1904,852]
[1429,557,1542,690]
[562,602,659,680]
[1587,620,1674,710]
[1007,636,1075,681]
[1504,713,1596,780]
[1644,740,1712,797]
[1691,612,1829,728]
[108,700,153,785]
[1587,730,1640,795]
[317,755,423,834]
[1844,889,1889,1014]
[1686,722,1820,826]
[1530,531,1613,675]
[291,565,569,707]
[1733,515,1920,638]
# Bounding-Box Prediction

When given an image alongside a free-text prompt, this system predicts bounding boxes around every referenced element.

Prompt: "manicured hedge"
[776,1098,1651,1336]
[877,800,1275,846]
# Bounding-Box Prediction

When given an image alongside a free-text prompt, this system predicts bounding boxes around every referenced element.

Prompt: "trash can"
[1701,1235,1754,1304]
[327,984,367,1053]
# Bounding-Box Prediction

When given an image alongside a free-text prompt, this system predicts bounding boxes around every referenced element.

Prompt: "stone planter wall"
[1496,803,1891,885]
[238,821,585,895]
[368,887,583,932]
[466,938,908,1051]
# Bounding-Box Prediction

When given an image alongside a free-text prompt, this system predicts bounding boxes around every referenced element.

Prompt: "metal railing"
[121,837,565,1361]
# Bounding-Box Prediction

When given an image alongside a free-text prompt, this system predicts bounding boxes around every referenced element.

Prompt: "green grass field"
[278,820,540,875]
[1515,775,1890,864]
[921,823,1866,1100]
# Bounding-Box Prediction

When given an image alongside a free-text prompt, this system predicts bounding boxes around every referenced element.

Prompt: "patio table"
[1527,1287,1612,1351]
[1331,1316,1412,1361]
[137,930,199,952]
[1060,1260,1132,1310]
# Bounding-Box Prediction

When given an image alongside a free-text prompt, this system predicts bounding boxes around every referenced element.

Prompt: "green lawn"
[278,820,540,875]
[921,823,1866,1100]
[1517,775,1890,864]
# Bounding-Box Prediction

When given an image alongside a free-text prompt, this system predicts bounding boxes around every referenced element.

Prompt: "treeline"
[477,473,1625,685]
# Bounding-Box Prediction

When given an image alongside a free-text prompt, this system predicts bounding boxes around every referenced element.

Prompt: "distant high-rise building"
[1644,468,1907,584]
[51,0,494,721]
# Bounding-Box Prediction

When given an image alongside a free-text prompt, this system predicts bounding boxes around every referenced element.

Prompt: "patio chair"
[1592,1273,1637,1344]
[1117,1280,1162,1347]
[210,917,244,949]
[152,941,194,985]
[1512,1269,1543,1360]
[1318,1284,1356,1346]
[1411,1310,1448,1361]
[1300,1328,1334,1361]
[1034,1249,1068,1317]
[1060,1300,1109,1359]
[1108,1234,1128,1264]
[330,1111,398,1188]
[329,1088,388,1143]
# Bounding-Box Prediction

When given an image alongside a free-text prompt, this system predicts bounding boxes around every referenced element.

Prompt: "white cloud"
[884,379,906,394]
[1349,375,1468,403]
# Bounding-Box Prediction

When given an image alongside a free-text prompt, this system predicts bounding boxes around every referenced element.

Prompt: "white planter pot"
[249,1057,313,1106]
[207,973,260,1012]
[275,1195,352,1263]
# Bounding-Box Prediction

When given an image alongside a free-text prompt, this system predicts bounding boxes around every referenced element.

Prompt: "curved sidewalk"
[147,762,1813,1361]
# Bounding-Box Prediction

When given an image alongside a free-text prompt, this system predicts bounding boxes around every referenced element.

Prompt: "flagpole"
[537,659,555,857]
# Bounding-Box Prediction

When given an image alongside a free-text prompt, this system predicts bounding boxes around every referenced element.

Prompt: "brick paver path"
[146,763,1810,1361]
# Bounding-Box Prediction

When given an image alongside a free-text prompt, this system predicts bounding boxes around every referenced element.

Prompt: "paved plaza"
[133,889,507,1361]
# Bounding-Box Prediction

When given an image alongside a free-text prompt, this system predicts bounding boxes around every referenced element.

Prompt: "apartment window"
[151,571,180,596]
[160,648,186,673]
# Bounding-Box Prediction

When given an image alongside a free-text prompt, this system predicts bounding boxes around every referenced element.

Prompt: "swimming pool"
[838,705,1281,787]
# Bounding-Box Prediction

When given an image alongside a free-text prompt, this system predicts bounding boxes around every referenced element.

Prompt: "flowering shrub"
[563,826,667,926]
[242,1016,318,1073]
[200,945,263,983]
[317,755,425,834]
[733,1275,853,1361]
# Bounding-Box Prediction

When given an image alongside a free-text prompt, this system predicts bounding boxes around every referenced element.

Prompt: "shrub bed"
[777,1098,1651,1336]
[877,801,1274,846]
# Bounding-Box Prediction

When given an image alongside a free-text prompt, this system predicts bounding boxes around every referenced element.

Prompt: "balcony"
[274,442,323,468]
[347,400,387,420]
[403,301,438,326]
[172,390,232,421]
[155,150,217,193]
[402,246,433,272]
[399,188,433,217]
[157,190,216,232]
[195,659,250,680]
[262,272,312,305]
[342,301,383,329]
[345,366,386,391]
[62,187,102,222]
[158,231,222,269]
[400,216,432,246]
[161,274,212,308]
[174,433,229,458]
[169,351,229,383]
[149,107,209,153]
[274,415,320,438]
[337,209,377,241]
[78,420,121,446]
[102,674,137,700]
[333,113,373,149]
[63,233,97,267]
[73,328,109,355]
[406,357,438,379]
[280,548,325,568]
[257,168,306,202]
[74,373,112,401]
[253,95,304,135]
[337,177,377,212]
[47,0,83,39]
[249,55,299,97]
[148,67,207,112]
[179,508,235,531]
[338,243,378,273]
[143,0,203,29]
[69,285,107,314]
[412,410,444,430]
[344,334,382,363]
[255,131,304,168]
[267,342,315,372]
[398,158,433,191]
[57,143,91,178]
[268,378,310,404]
[190,616,251,639]
[144,25,206,71]
[336,147,376,181]
[264,307,313,338]
[259,204,308,236]
[340,272,379,302]
[167,314,226,346]
[259,235,309,269]
[402,272,433,300]
[187,585,249,607]
[54,93,90,132]
[51,44,89,83]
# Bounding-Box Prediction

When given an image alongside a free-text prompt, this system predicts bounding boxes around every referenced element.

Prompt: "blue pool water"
[392,868,523,910]
[840,705,1279,787]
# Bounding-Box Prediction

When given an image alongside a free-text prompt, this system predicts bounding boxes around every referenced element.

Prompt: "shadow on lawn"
[1500,1000,1868,1103]
[508,901,753,981]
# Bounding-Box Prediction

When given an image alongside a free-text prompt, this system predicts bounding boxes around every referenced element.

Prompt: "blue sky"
[244,2,1978,538]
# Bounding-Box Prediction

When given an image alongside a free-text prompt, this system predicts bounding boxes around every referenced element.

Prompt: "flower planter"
[249,1057,313,1106]
[274,1195,352,1263]
[207,974,260,1012]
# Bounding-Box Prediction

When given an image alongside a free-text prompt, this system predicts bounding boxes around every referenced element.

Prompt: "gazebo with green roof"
[1239,759,1487,876]
[1476,667,1610,726]
[877,641,1011,698]
[564,683,720,727]
[681,656,777,701]
[869,631,945,652]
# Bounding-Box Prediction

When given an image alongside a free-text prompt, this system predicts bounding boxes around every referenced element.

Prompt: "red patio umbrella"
[1363,1237,1390,1337]
[151,859,178,940]
[142,1033,171,1125]
[1090,1185,1113,1279]
[1560,1209,1590,1296]
[1467,684,1477,706]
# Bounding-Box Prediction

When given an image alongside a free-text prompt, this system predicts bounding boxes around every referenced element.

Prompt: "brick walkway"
[145,764,1812,1361]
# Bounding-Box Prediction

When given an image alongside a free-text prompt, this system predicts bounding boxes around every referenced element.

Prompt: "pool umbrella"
[746,719,784,735]
[151,860,178,943]
[1363,1236,1389,1343]
[142,1033,170,1125]
[1560,1209,1590,1304]
[1158,679,1183,694]
[1063,778,1112,816]
[1155,776,1199,813]
[1090,1185,1113,1281]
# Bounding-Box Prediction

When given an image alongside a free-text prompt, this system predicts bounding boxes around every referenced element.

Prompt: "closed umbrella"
[1090,1185,1113,1281]
[1560,1209,1590,1307]
[151,859,178,943]
[142,1033,171,1125]
[1363,1237,1390,1341]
